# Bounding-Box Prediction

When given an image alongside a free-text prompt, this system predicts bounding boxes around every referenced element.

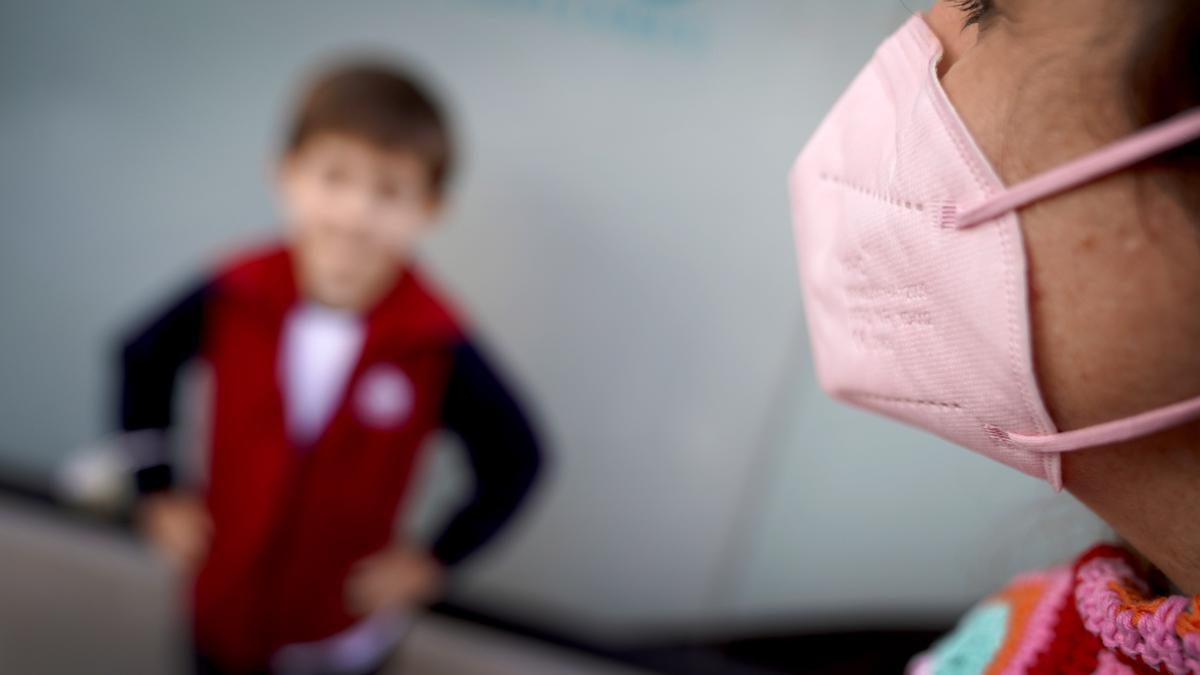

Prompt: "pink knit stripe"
[1075,556,1200,675]
[999,567,1074,675]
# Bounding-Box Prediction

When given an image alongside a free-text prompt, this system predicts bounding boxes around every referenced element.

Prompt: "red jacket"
[119,244,542,671]
[200,246,461,667]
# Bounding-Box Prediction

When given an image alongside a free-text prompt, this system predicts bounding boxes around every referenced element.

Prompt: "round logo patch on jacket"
[355,364,414,429]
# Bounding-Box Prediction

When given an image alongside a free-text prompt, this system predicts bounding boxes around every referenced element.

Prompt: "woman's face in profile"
[917,0,1200,593]
[926,0,1200,444]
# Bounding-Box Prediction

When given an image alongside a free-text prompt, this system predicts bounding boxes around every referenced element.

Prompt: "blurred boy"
[119,61,543,675]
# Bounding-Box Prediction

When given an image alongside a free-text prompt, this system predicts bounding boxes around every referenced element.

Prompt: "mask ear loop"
[990,396,1200,453]
[952,108,1200,453]
[952,108,1200,230]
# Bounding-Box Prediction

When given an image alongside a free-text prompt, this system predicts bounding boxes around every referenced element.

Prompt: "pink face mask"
[788,14,1200,488]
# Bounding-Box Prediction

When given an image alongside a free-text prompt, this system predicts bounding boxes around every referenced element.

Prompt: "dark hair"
[1128,1,1200,219]
[284,59,454,195]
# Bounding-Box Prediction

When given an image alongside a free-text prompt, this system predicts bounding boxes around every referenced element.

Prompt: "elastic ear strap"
[956,108,1200,229]
[999,394,1200,454]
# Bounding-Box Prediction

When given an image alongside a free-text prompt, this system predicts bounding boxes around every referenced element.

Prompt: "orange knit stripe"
[984,580,1045,675]
[1176,596,1200,637]
[1108,579,1200,637]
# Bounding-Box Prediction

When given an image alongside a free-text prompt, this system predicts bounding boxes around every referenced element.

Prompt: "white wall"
[0,0,1105,638]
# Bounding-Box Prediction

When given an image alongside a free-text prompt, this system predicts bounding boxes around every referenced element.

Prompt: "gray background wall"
[0,0,1105,638]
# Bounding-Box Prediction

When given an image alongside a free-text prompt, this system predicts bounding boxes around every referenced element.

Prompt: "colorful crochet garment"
[909,545,1200,674]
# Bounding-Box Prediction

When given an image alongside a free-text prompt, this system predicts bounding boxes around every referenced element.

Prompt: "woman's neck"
[1064,423,1200,595]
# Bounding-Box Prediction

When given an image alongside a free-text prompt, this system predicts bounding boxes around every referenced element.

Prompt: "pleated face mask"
[788,14,1200,488]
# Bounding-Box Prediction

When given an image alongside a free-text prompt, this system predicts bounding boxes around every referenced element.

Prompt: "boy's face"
[278,132,440,311]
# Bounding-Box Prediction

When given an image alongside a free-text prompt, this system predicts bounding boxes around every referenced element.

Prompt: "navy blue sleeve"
[118,281,211,494]
[431,340,544,567]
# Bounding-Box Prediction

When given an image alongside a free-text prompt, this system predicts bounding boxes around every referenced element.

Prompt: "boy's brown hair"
[284,58,454,196]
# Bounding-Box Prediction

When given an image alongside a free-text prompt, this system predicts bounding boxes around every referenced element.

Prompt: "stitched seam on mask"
[926,75,990,200]
[819,172,925,212]
[926,75,1053,448]
[853,392,962,410]
[925,79,1031,419]
[998,220,1050,436]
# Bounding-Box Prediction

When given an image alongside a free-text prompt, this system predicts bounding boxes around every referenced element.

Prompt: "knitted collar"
[1074,545,1200,674]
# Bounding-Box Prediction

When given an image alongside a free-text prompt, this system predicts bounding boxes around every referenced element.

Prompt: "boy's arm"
[119,280,211,494]
[430,340,544,568]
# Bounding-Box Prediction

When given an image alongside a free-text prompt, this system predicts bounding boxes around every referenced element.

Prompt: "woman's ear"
[925,1,981,78]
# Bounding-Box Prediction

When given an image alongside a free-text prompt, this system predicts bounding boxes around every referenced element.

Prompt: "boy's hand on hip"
[136,492,212,574]
[344,547,445,617]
